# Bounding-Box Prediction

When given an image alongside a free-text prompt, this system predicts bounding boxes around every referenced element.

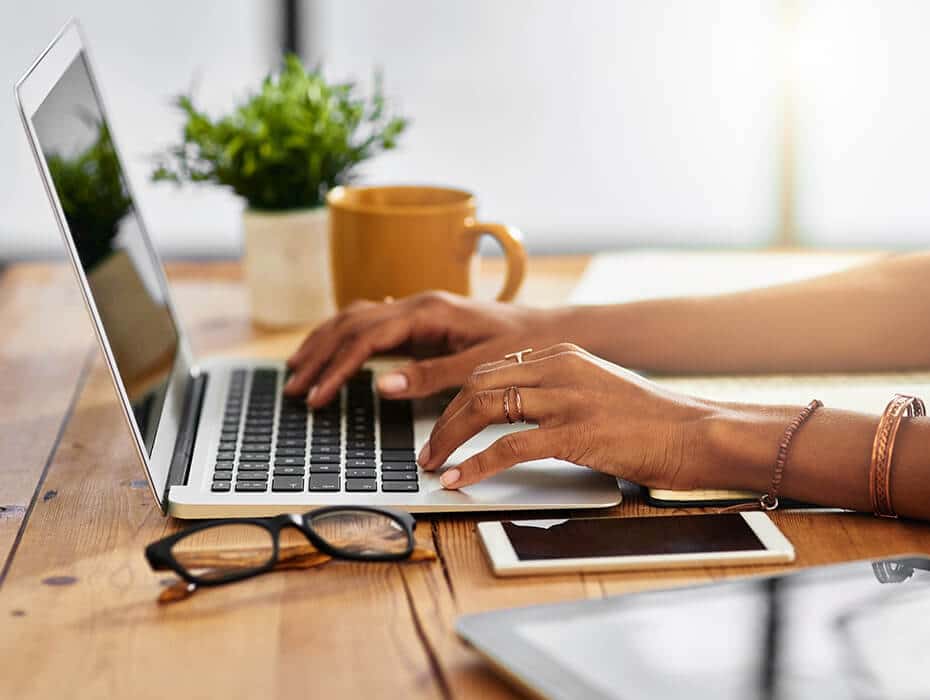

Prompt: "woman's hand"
[284,292,583,408]
[419,343,723,491]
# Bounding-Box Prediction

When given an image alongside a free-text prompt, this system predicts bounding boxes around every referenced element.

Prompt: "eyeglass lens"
[170,522,275,581]
[306,510,410,557]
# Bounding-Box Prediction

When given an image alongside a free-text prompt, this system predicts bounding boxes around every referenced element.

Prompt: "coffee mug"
[326,185,526,308]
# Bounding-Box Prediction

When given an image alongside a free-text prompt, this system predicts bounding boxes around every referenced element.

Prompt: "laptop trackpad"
[412,394,609,498]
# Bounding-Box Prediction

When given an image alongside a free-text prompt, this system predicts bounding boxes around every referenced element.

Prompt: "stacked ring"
[503,386,525,424]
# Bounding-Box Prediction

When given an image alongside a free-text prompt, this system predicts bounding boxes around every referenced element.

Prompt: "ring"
[503,386,525,424]
[504,348,533,364]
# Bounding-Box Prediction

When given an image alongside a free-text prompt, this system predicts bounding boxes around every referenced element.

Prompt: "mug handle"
[462,220,528,301]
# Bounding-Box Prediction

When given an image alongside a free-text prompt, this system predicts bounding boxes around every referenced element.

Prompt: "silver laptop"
[15,20,621,518]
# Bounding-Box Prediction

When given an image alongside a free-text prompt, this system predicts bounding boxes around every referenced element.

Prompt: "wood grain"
[4,256,930,700]
[0,264,93,581]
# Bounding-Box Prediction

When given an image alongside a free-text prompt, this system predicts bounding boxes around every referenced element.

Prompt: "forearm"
[566,252,930,374]
[703,403,930,519]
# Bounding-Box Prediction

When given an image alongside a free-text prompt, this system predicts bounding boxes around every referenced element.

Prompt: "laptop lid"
[15,19,196,512]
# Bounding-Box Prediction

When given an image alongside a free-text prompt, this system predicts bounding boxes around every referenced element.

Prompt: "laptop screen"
[31,52,180,456]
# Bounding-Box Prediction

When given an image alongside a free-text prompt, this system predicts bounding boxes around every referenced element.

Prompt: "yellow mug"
[326,185,527,308]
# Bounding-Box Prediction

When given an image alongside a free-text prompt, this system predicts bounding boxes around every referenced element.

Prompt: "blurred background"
[2,0,930,260]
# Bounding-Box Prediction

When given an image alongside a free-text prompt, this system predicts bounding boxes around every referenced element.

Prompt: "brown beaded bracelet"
[723,399,823,513]
[758,400,824,510]
[869,394,926,518]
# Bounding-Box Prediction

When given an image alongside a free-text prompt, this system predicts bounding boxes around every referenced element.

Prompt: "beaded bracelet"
[723,399,823,513]
[758,399,824,510]
[869,394,926,518]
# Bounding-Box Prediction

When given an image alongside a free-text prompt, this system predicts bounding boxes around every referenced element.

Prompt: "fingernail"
[284,376,297,392]
[306,386,318,404]
[440,468,461,489]
[417,442,431,466]
[377,372,408,394]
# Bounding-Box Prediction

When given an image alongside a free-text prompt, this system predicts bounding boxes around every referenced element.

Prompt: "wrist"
[699,404,794,492]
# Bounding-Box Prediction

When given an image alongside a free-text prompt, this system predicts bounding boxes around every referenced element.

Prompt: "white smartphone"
[478,512,795,577]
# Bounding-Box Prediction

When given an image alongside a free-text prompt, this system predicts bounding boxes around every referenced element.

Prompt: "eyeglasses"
[145,506,429,602]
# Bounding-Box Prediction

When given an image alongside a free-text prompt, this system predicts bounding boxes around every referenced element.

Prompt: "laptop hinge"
[163,372,208,503]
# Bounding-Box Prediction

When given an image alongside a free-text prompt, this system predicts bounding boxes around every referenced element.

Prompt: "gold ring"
[504,348,533,364]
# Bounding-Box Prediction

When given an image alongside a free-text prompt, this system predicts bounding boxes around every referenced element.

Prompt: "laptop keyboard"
[210,368,419,494]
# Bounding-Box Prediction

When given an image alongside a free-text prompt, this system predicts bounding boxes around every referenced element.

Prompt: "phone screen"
[501,514,765,561]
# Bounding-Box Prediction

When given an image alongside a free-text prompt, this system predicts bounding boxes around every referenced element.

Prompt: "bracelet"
[758,400,824,510]
[869,394,926,518]
[721,400,823,513]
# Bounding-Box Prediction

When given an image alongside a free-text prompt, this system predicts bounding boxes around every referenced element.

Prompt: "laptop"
[14,20,621,518]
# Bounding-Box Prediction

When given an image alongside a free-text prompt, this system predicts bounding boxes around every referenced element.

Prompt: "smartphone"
[478,512,794,577]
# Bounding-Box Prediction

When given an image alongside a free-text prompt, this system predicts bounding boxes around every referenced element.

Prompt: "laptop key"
[235,481,268,492]
[381,449,416,462]
[216,451,236,461]
[382,471,418,482]
[381,481,419,493]
[346,468,377,479]
[238,462,271,471]
[309,463,341,474]
[273,466,305,476]
[310,453,340,464]
[275,456,305,467]
[310,435,340,447]
[346,459,376,469]
[345,449,375,460]
[346,478,377,492]
[311,444,340,455]
[212,481,231,492]
[381,461,417,472]
[308,474,341,491]
[237,471,269,481]
[240,452,270,461]
[277,439,307,449]
[275,448,306,458]
[272,476,304,492]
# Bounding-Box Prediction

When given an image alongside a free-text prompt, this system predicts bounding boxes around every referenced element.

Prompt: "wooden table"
[3,257,930,699]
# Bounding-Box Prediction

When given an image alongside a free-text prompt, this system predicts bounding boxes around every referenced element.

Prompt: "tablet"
[478,512,794,576]
[457,555,930,700]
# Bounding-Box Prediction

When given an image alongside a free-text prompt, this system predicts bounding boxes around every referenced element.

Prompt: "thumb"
[376,344,495,398]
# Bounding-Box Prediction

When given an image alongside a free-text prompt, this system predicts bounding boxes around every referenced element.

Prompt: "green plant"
[47,119,132,270]
[152,54,408,211]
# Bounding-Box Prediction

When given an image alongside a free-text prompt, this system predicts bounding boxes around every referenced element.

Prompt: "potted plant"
[153,55,408,327]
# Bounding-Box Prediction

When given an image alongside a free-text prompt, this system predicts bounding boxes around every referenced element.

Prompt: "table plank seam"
[430,520,458,604]
[399,568,454,700]
[0,346,95,589]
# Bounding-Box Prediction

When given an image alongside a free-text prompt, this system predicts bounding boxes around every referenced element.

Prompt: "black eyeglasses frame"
[144,505,417,587]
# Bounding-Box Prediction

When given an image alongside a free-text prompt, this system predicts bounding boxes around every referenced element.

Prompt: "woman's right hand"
[284,291,577,408]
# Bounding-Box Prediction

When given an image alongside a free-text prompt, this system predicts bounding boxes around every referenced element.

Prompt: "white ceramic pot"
[242,207,334,327]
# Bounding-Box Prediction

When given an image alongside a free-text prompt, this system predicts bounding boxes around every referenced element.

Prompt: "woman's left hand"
[418,343,723,490]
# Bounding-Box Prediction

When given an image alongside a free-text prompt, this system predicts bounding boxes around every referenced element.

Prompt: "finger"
[287,299,378,368]
[437,348,583,428]
[470,342,587,374]
[438,428,568,489]
[284,303,406,397]
[422,387,561,470]
[374,342,498,399]
[308,315,416,407]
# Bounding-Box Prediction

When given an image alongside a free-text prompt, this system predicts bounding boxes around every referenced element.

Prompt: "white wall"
[794,0,930,247]
[4,1,930,260]
[0,0,276,259]
[305,0,781,252]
